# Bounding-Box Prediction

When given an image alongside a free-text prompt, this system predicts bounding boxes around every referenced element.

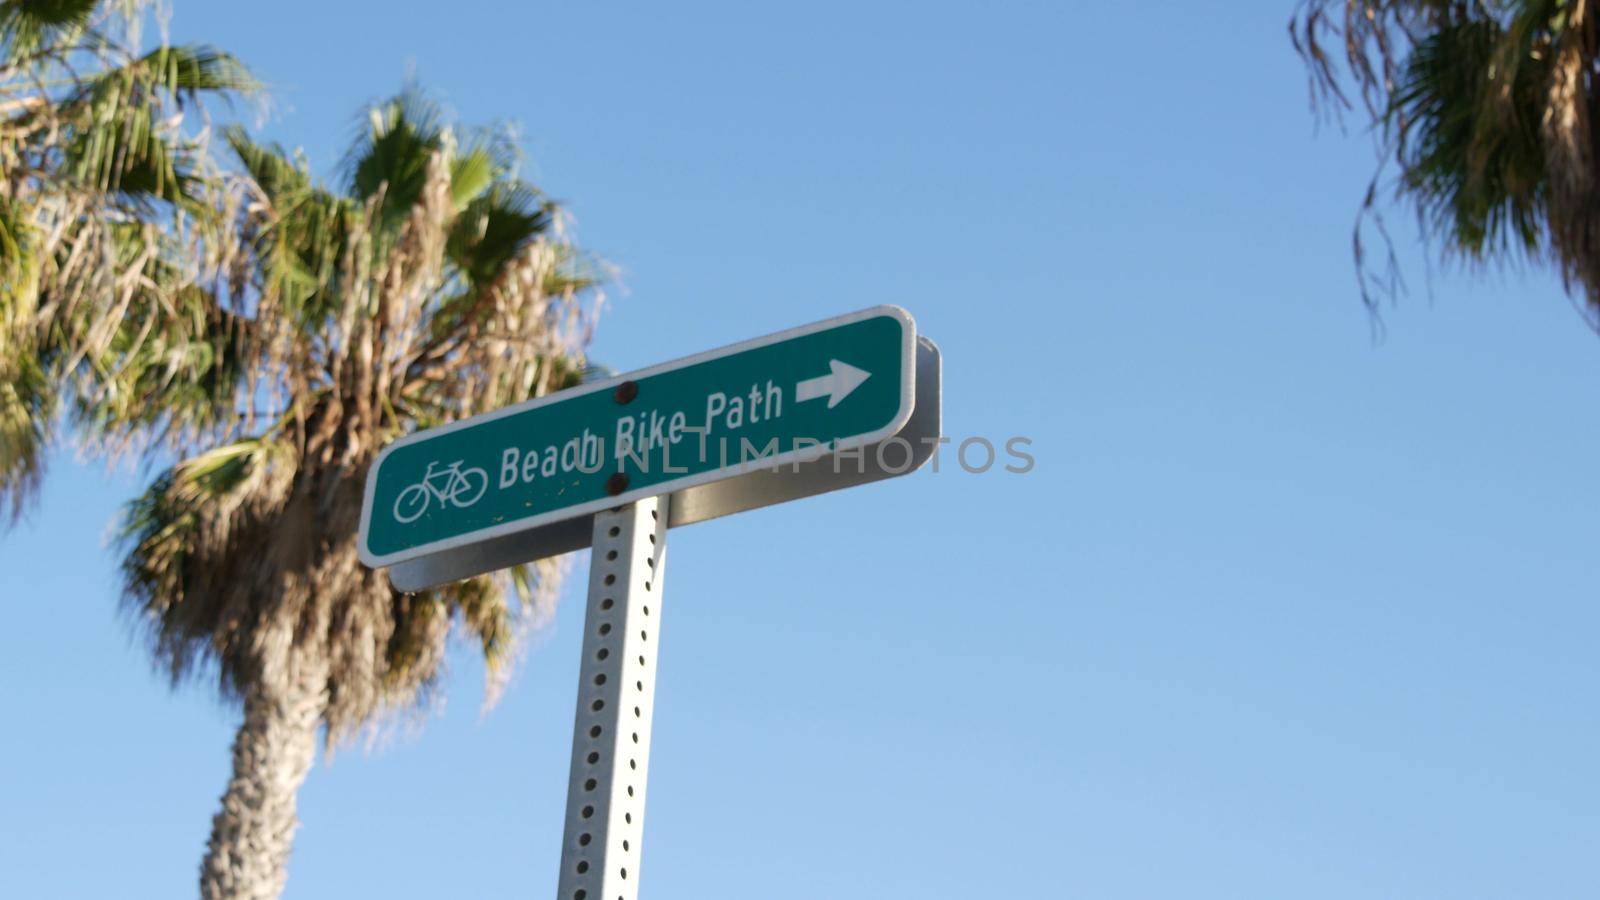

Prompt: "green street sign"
[360,306,929,573]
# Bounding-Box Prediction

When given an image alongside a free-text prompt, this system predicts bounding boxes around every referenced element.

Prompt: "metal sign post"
[357,306,943,898]
[556,496,669,900]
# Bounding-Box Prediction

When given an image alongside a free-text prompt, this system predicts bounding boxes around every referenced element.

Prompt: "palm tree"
[1291,1,1600,328]
[113,91,604,899]
[0,0,255,516]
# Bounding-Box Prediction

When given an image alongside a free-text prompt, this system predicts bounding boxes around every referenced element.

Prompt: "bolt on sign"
[360,305,942,590]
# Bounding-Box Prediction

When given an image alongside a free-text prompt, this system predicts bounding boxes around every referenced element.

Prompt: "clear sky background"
[3,2,1598,898]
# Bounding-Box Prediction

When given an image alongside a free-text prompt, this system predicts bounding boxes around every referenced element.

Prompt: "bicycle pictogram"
[392,459,489,524]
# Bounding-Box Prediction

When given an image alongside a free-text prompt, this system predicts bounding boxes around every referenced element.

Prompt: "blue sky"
[3,2,1598,898]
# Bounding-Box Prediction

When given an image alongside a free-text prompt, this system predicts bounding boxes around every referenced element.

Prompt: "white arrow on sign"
[795,359,872,409]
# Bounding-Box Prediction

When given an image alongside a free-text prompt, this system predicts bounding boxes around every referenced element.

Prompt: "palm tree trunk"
[198,673,324,900]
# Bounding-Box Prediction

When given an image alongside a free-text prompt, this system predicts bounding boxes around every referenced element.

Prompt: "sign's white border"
[358,305,917,569]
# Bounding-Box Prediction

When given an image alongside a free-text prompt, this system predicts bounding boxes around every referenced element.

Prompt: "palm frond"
[226,126,310,201]
[134,44,258,101]
[345,91,446,228]
[1391,15,1547,259]
[71,280,246,450]
[1292,0,1600,320]
[446,183,556,286]
[0,0,99,60]
[119,437,296,687]
[228,126,355,332]
[46,45,255,204]
[0,330,53,522]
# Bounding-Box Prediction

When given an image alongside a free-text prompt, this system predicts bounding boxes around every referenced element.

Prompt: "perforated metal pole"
[556,496,669,900]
